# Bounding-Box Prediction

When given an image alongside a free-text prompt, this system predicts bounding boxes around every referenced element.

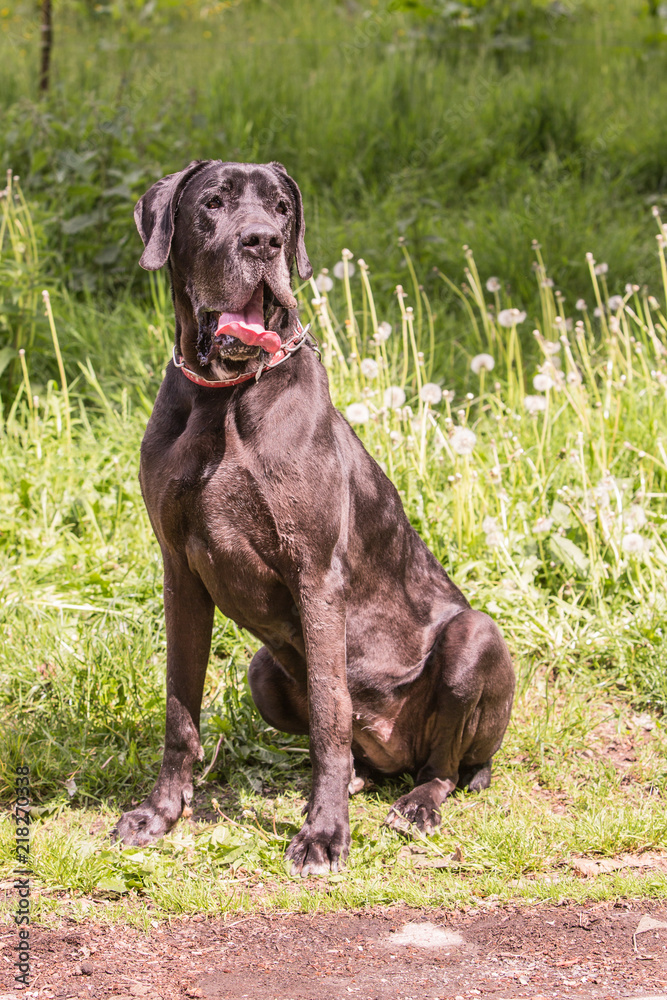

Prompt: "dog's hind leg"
[249,648,367,796]
[385,609,514,835]
[248,646,309,735]
[112,558,214,846]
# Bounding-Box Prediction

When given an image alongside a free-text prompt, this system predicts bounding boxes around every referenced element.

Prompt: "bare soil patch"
[4,903,667,1000]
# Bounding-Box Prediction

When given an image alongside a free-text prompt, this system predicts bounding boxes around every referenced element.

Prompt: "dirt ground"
[3,903,667,1000]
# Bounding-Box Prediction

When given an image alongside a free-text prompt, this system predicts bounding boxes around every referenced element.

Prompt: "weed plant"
[1,179,667,914]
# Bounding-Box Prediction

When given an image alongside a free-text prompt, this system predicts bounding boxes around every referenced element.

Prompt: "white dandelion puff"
[470,353,495,375]
[624,505,647,531]
[622,532,645,554]
[485,530,505,548]
[608,295,624,312]
[450,426,477,455]
[384,386,406,408]
[333,260,355,280]
[543,341,561,355]
[360,358,379,379]
[486,276,501,292]
[594,262,609,275]
[375,321,392,342]
[315,272,333,293]
[524,394,547,414]
[576,298,587,311]
[533,373,555,392]
[345,402,370,425]
[482,515,499,534]
[498,308,527,327]
[420,383,443,405]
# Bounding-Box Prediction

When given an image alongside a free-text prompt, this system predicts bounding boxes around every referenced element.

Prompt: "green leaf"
[61,211,106,235]
[96,875,128,894]
[0,346,15,377]
[549,535,589,576]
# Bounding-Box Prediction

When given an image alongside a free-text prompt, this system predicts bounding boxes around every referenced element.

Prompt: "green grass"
[1,178,667,919]
[1,0,667,311]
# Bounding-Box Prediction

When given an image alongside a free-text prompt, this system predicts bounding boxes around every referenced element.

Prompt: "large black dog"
[112,160,515,875]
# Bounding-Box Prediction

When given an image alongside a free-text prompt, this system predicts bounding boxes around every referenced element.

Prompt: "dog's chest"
[185,461,297,625]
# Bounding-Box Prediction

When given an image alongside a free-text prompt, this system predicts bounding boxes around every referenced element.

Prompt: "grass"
[0,0,667,310]
[1,178,667,921]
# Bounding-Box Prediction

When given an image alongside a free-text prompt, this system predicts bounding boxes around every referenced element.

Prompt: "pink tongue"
[215,285,281,355]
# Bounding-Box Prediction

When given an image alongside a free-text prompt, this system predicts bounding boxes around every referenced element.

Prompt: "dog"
[112,159,515,875]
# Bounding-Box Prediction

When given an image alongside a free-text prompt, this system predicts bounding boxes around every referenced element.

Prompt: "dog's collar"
[173,322,311,388]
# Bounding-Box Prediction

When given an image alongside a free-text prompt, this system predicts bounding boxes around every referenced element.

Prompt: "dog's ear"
[270,162,313,281]
[134,160,210,271]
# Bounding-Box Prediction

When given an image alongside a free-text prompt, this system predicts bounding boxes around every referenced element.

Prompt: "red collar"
[173,322,311,388]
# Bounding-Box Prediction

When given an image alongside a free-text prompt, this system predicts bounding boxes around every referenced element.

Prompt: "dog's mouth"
[197,282,286,366]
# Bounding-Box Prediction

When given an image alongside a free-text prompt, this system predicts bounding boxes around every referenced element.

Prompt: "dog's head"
[134,160,312,375]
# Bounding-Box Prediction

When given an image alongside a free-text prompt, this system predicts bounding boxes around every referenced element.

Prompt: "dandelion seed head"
[498,308,527,328]
[345,402,370,425]
[383,386,406,409]
[486,276,501,292]
[533,373,555,392]
[420,383,443,405]
[315,272,333,293]
[625,505,647,531]
[450,426,477,456]
[622,532,645,554]
[334,259,355,280]
[576,299,587,311]
[376,321,392,341]
[608,295,624,312]
[594,262,609,275]
[524,394,547,414]
[471,353,495,375]
[360,358,379,379]
[485,530,505,548]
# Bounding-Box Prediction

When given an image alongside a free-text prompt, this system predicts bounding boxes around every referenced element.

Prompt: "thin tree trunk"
[39,0,52,94]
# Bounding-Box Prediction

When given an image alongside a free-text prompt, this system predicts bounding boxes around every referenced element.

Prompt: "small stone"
[130,987,152,997]
[80,961,94,976]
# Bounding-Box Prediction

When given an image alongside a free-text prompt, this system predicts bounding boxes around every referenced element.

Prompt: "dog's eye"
[205,196,223,210]
[276,200,288,215]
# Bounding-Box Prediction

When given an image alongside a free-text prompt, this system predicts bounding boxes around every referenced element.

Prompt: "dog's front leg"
[285,581,352,876]
[112,557,214,846]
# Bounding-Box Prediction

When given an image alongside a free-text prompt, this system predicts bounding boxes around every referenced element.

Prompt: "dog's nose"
[239,224,283,262]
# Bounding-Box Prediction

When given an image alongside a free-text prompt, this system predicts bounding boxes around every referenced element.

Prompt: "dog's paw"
[385,792,442,836]
[285,819,350,877]
[110,802,178,847]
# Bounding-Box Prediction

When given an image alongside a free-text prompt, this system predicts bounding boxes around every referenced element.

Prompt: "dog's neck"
[169,267,300,382]
[173,302,301,383]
